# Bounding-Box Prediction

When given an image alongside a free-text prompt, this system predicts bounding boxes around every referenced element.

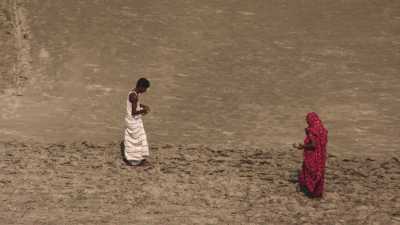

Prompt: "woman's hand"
[292,143,304,150]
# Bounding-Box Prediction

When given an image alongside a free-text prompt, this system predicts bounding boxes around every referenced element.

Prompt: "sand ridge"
[0,0,17,93]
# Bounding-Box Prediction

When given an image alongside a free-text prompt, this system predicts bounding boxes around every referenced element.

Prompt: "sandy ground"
[0,0,16,92]
[0,0,400,224]
[0,0,399,155]
[0,141,399,224]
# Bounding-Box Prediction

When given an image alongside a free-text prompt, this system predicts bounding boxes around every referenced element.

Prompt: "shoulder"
[129,92,138,103]
[307,127,318,138]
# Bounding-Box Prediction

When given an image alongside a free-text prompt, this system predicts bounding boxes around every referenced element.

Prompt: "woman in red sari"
[293,112,328,198]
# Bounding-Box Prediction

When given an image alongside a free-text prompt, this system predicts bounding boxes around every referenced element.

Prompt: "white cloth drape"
[123,91,149,161]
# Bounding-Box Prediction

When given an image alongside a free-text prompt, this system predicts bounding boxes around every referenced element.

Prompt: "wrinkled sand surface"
[0,141,399,224]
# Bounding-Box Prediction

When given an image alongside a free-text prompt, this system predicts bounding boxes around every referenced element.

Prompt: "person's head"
[135,77,150,93]
[306,112,322,127]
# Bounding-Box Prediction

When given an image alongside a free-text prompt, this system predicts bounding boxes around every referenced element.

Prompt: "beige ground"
[0,0,399,224]
[0,0,16,93]
[0,0,399,155]
[1,142,399,224]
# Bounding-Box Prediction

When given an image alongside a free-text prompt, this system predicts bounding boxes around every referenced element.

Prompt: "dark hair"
[136,77,150,88]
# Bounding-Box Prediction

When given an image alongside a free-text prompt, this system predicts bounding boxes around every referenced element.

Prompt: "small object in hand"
[143,105,150,113]
[293,143,303,150]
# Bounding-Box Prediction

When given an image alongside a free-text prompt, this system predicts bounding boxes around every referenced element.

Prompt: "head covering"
[306,112,322,127]
[306,112,328,145]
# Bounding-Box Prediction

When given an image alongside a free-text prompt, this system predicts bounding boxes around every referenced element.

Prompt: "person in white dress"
[123,77,151,166]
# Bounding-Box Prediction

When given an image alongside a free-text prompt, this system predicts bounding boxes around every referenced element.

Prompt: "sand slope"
[0,0,399,155]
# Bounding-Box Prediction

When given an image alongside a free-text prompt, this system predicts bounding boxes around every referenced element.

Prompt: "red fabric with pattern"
[298,112,328,197]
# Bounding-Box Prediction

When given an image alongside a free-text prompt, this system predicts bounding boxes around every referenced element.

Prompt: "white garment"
[123,90,149,161]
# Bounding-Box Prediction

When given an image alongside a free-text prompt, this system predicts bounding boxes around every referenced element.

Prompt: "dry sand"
[0,0,400,224]
[0,0,16,92]
[0,0,399,155]
[0,141,399,224]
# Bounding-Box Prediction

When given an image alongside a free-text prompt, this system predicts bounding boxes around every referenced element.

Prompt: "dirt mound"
[1,141,399,224]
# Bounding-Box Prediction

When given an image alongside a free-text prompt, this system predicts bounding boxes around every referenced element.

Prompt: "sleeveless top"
[126,90,142,121]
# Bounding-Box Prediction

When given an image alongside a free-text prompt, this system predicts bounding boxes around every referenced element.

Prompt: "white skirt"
[124,117,149,161]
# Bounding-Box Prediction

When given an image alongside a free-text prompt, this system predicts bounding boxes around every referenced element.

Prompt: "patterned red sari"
[298,112,328,198]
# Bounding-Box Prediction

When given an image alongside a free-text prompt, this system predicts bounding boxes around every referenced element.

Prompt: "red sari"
[298,112,328,198]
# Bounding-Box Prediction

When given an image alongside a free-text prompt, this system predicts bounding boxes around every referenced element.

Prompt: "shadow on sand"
[119,140,130,166]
